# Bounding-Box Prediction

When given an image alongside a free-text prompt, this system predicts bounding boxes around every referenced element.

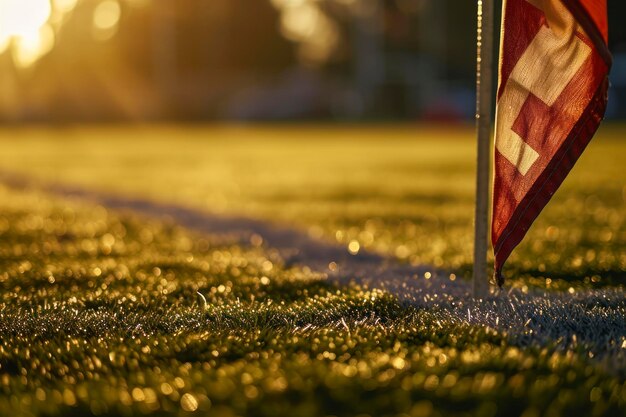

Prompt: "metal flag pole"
[473,0,495,299]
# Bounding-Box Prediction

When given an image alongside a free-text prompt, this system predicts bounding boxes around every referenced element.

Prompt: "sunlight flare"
[0,0,80,67]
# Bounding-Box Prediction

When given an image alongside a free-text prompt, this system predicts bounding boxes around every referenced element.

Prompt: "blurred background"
[1,0,626,123]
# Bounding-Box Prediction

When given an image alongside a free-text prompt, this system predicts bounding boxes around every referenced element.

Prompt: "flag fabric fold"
[491,0,611,286]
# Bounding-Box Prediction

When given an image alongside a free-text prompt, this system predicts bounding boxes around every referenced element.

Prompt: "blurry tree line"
[0,0,625,122]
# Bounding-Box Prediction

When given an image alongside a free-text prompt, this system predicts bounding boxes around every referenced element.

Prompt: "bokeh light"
[271,0,341,64]
[53,0,78,13]
[0,0,66,67]
[0,0,345,67]
[0,0,127,67]
[0,0,51,39]
[11,23,55,68]
[92,0,121,41]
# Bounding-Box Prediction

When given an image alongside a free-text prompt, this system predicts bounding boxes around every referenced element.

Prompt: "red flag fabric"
[491,0,611,286]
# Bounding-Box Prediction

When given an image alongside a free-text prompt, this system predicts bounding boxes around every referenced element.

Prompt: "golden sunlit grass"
[0,124,623,288]
[0,184,624,417]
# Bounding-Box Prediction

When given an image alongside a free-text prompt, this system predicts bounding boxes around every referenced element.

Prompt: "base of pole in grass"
[472,0,495,299]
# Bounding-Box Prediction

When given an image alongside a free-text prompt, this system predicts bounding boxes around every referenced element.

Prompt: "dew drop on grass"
[180,393,198,412]
[348,240,360,255]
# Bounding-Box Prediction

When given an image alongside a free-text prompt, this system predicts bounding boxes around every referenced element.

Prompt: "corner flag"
[492,0,611,286]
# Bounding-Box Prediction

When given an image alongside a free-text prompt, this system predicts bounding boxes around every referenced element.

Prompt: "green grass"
[0,185,624,417]
[0,124,624,416]
[0,124,623,288]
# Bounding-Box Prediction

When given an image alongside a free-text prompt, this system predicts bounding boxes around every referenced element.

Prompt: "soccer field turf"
[0,124,624,287]
[0,124,624,416]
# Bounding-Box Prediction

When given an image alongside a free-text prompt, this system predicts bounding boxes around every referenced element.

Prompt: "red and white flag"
[492,0,611,285]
